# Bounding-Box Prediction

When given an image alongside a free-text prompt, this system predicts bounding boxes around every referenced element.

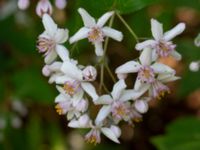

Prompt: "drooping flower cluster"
[17,0,67,17]
[36,8,185,144]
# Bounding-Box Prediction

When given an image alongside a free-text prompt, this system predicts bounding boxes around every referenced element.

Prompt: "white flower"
[55,60,99,101]
[135,19,185,61]
[116,48,175,86]
[85,125,121,144]
[37,14,69,64]
[55,86,88,119]
[69,8,123,56]
[95,79,144,124]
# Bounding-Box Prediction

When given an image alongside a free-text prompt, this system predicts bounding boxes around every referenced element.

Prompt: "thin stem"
[116,12,139,43]
[99,14,115,93]
[105,63,116,83]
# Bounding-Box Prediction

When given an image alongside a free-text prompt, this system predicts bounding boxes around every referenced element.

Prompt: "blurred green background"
[1,0,200,150]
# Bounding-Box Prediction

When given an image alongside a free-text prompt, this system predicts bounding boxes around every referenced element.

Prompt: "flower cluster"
[36,8,185,144]
[17,0,67,17]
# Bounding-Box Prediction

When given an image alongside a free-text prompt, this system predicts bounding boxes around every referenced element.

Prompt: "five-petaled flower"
[135,19,185,61]
[69,8,123,56]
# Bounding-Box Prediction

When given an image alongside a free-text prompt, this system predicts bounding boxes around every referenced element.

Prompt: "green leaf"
[12,67,56,104]
[152,117,200,150]
[77,0,160,16]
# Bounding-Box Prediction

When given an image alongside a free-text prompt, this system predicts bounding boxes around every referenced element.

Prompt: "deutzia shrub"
[36,8,185,144]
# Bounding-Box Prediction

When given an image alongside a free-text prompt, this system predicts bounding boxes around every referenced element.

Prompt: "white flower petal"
[97,11,114,27]
[101,127,120,143]
[55,94,66,102]
[134,78,142,91]
[95,105,111,125]
[55,75,72,84]
[151,63,175,74]
[170,50,182,60]
[81,82,99,101]
[69,27,90,44]
[44,50,57,64]
[115,61,140,74]
[139,48,152,66]
[48,61,62,72]
[111,79,127,100]
[55,45,70,62]
[120,88,148,101]
[61,61,83,80]
[152,49,158,61]
[102,27,123,41]
[68,119,80,128]
[55,29,69,43]
[134,100,148,113]
[110,125,121,138]
[56,85,66,95]
[94,42,103,56]
[151,19,163,40]
[78,8,96,27]
[158,74,180,83]
[72,90,84,106]
[135,40,156,51]
[95,95,113,105]
[42,14,57,37]
[163,23,185,41]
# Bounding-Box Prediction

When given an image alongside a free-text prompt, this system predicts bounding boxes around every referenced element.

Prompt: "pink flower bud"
[82,66,97,81]
[75,99,88,112]
[18,0,30,10]
[55,0,67,10]
[36,0,53,17]
[42,65,51,76]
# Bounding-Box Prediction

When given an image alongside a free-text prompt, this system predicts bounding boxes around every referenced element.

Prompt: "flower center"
[37,37,55,55]
[112,101,129,120]
[63,81,81,96]
[156,40,176,57]
[138,66,155,83]
[88,27,104,43]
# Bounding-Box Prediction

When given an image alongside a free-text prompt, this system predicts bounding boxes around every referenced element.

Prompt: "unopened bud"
[189,61,199,72]
[55,0,67,9]
[36,0,53,17]
[134,100,148,114]
[18,0,30,10]
[83,66,97,81]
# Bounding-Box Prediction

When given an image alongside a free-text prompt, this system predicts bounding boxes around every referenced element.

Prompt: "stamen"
[138,66,155,83]
[37,37,55,55]
[88,27,104,43]
[155,40,176,57]
[63,81,81,96]
[55,104,63,115]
